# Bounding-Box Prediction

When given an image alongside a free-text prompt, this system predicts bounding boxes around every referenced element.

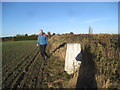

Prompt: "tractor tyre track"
[2,48,38,86]
[12,51,39,88]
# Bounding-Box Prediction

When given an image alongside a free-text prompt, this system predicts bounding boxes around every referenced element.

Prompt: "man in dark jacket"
[37,29,49,60]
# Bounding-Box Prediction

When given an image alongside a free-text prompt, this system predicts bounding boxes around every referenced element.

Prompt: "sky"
[2,2,118,37]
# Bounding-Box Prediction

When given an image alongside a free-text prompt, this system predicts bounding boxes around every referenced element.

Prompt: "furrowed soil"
[2,40,72,89]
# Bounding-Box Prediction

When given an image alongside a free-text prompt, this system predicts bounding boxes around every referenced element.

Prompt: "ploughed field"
[2,41,69,88]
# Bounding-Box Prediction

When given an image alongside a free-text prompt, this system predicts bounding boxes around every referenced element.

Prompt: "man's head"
[40,29,43,34]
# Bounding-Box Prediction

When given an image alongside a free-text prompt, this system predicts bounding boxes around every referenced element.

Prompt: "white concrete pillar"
[65,43,81,74]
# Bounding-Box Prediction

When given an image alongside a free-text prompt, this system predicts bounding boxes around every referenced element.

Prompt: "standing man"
[37,29,49,60]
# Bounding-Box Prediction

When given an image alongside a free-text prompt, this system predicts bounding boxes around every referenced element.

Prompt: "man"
[37,29,49,60]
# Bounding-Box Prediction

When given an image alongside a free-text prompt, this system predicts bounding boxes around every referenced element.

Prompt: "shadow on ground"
[50,42,66,56]
[76,45,98,89]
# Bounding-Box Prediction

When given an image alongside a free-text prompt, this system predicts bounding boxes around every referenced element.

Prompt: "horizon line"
[1,33,119,38]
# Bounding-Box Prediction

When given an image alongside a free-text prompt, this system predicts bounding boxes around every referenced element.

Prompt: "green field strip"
[2,41,37,67]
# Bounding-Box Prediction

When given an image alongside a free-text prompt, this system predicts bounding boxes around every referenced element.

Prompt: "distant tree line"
[2,32,56,41]
[13,34,38,41]
[2,34,38,41]
[2,31,76,41]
